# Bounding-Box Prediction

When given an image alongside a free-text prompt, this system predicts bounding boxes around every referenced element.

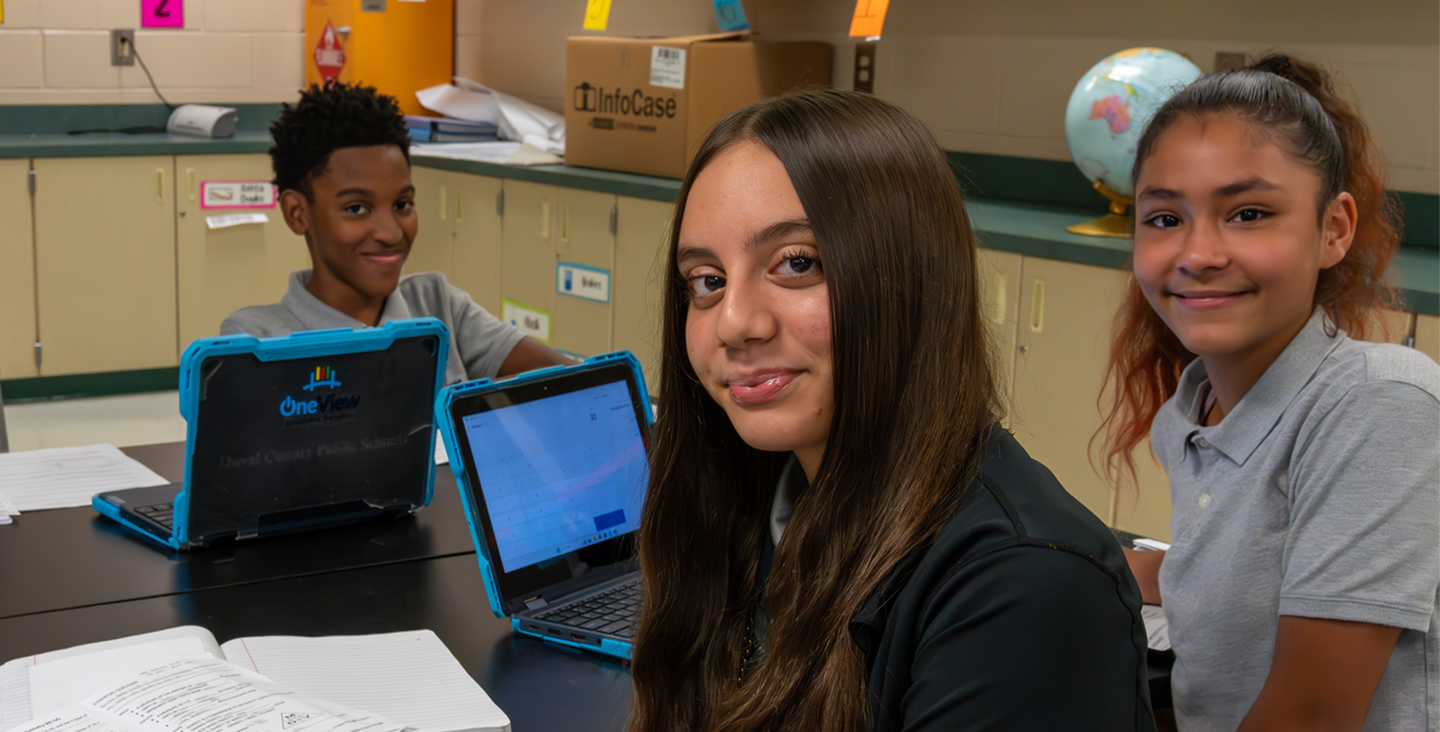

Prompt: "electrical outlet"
[111,29,135,67]
[854,42,877,94]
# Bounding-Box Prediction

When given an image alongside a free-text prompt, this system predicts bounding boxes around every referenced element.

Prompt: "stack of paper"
[0,628,509,732]
[0,444,169,515]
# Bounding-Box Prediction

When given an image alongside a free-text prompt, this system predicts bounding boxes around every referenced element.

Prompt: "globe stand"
[1065,180,1134,239]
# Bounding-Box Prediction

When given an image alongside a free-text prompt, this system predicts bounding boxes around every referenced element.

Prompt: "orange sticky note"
[849,0,889,37]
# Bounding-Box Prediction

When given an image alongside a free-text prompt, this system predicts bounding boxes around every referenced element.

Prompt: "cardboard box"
[565,33,831,179]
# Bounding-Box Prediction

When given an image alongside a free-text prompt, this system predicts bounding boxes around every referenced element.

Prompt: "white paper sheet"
[410,141,521,165]
[416,78,565,150]
[218,631,509,732]
[83,658,404,732]
[28,638,209,717]
[434,434,448,465]
[0,444,170,511]
[1142,605,1170,652]
[0,491,17,524]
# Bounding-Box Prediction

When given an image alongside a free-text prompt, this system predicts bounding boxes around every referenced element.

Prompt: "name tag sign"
[502,299,551,343]
[556,262,610,304]
[201,181,277,210]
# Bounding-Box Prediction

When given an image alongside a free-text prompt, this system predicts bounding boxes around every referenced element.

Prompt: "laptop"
[93,318,450,551]
[436,351,652,659]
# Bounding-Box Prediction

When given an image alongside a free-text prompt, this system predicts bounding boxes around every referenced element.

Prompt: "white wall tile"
[0,31,44,88]
[42,30,121,88]
[95,0,140,28]
[253,33,303,91]
[875,35,1003,136]
[38,0,98,30]
[130,30,252,87]
[0,0,44,29]
[455,33,483,81]
[204,0,303,33]
[456,0,483,36]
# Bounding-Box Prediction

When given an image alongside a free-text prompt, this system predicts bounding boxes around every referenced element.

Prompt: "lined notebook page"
[218,630,509,732]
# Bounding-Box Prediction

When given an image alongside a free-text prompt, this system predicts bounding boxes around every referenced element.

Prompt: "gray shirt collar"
[280,269,412,330]
[1166,307,1345,466]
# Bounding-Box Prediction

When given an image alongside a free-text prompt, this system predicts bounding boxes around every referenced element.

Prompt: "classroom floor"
[3,391,186,452]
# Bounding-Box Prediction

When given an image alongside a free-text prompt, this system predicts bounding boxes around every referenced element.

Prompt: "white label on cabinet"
[205,212,269,229]
[556,262,610,304]
[502,299,551,343]
[649,46,686,90]
[200,181,277,210]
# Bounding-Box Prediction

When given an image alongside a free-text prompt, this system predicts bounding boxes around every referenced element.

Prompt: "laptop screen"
[185,333,441,541]
[460,379,646,574]
[447,360,650,611]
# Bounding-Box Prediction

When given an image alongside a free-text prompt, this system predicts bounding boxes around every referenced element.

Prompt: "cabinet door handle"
[456,188,464,223]
[439,184,448,221]
[991,275,1007,325]
[560,203,570,245]
[1029,280,1045,333]
[540,200,551,238]
[186,168,196,201]
[156,168,165,203]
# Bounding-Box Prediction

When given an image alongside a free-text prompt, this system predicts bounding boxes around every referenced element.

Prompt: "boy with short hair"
[222,82,571,383]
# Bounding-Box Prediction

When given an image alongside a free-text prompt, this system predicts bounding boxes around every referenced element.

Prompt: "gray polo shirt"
[1152,308,1439,732]
[220,270,525,385]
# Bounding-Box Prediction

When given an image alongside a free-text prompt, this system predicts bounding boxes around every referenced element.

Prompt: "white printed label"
[201,180,277,209]
[556,263,610,303]
[502,300,550,343]
[649,46,687,90]
[206,212,269,229]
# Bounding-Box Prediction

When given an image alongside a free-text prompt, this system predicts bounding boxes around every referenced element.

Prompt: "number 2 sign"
[141,0,184,28]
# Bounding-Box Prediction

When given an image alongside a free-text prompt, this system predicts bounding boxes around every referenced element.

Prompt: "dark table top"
[0,442,479,619]
[0,553,633,732]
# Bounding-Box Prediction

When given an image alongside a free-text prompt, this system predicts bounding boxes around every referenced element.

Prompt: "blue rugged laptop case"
[94,318,450,551]
[436,351,652,659]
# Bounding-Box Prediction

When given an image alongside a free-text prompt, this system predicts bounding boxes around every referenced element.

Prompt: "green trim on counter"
[413,156,682,202]
[0,130,274,159]
[0,103,283,134]
[1,368,178,404]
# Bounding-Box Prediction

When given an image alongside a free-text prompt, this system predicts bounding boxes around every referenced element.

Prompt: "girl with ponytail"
[1100,55,1439,731]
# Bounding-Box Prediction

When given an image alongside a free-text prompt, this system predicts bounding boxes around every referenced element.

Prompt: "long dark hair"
[1096,54,1403,491]
[629,90,999,731]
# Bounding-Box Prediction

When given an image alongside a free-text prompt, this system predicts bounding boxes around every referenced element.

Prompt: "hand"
[1121,547,1164,606]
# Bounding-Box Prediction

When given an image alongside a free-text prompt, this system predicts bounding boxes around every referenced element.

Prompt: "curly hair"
[269,81,411,198]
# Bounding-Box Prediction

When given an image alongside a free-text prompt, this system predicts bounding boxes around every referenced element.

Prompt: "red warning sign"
[313,21,345,82]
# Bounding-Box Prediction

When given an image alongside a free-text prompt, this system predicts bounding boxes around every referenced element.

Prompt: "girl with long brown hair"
[630,89,1155,731]
[1099,56,1439,730]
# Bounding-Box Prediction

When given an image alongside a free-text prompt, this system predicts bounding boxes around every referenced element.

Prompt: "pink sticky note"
[141,0,184,28]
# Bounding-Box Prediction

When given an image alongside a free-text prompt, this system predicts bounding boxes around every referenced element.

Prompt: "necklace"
[737,612,756,685]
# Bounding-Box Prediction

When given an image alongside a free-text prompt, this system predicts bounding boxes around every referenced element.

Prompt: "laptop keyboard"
[535,579,642,638]
[134,503,174,528]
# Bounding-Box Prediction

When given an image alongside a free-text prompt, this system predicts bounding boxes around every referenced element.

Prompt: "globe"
[1063,48,1202,237]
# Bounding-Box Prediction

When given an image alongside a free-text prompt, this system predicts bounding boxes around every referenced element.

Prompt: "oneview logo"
[303,365,341,391]
[279,366,361,417]
[572,82,677,119]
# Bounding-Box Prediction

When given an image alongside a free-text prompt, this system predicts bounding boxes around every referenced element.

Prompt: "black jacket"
[849,429,1155,731]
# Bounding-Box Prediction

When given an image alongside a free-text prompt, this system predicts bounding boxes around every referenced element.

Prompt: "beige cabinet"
[976,249,1023,427]
[175,155,309,348]
[449,174,504,316]
[1416,314,1440,363]
[1010,257,1171,538]
[613,196,674,388]
[551,187,617,357]
[32,157,178,375]
[0,160,37,379]
[498,180,619,356]
[406,166,455,280]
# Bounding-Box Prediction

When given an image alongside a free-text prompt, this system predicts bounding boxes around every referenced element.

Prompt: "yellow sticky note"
[849,0,889,38]
[1,1,6,24]
[583,0,611,31]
